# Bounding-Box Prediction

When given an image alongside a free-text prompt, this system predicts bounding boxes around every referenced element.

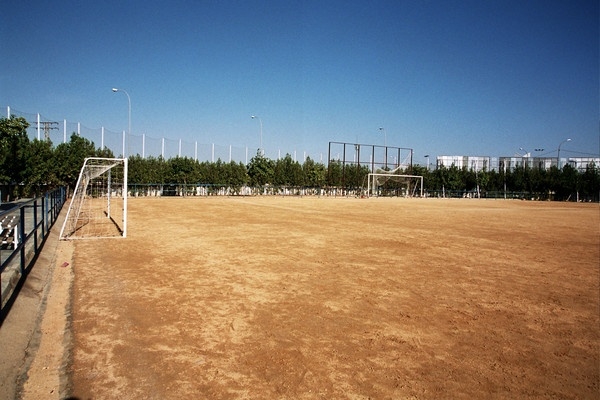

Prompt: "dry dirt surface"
[61,197,599,399]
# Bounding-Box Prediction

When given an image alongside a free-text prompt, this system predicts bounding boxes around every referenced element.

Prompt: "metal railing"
[0,187,66,324]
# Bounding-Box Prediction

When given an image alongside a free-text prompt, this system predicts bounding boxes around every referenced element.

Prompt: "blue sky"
[1,0,598,165]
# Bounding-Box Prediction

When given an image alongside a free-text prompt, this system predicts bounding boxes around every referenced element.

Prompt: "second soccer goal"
[60,157,128,240]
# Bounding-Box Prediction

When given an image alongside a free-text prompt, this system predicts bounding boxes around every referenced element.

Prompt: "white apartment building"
[436,155,599,173]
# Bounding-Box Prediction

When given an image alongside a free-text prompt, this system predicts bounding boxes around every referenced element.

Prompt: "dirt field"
[60,197,599,399]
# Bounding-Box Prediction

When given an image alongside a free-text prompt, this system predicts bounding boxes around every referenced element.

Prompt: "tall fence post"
[33,199,39,252]
[19,207,26,274]
[44,192,49,236]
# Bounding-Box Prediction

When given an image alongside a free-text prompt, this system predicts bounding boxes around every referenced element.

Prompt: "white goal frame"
[367,173,423,197]
[60,157,128,239]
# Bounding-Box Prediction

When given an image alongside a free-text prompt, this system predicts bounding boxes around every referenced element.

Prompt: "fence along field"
[66,197,600,399]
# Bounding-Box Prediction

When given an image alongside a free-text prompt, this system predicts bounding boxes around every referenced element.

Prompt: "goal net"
[60,157,128,239]
[367,173,423,197]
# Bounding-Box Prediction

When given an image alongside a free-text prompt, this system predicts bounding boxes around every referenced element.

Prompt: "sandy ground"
[4,197,600,399]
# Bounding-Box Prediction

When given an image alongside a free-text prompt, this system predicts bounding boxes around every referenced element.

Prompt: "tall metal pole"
[251,115,263,155]
[112,88,131,157]
[557,138,571,169]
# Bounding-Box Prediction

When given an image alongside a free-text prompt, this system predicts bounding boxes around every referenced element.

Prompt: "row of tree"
[1,116,598,201]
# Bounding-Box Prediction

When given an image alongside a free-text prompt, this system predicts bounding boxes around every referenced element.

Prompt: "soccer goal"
[60,157,128,239]
[367,173,423,197]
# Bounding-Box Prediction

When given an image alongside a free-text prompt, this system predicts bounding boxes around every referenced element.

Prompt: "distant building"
[437,155,599,173]
[436,156,490,171]
[567,157,600,172]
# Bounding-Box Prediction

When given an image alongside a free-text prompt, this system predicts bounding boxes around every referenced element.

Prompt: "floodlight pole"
[557,138,571,169]
[112,88,131,157]
[424,155,430,171]
[251,115,263,155]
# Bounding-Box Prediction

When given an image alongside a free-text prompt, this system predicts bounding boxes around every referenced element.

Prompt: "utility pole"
[36,121,58,141]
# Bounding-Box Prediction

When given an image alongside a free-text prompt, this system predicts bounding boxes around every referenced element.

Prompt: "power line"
[35,120,58,141]
[561,149,600,157]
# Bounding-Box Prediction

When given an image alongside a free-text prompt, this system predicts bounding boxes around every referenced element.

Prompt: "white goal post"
[60,157,128,239]
[367,173,423,197]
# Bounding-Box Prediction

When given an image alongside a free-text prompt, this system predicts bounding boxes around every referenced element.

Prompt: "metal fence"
[4,106,324,164]
[0,187,66,324]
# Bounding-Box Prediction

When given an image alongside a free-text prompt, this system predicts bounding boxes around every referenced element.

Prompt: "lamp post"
[424,154,430,171]
[557,138,572,169]
[251,115,263,155]
[519,147,530,168]
[112,88,131,157]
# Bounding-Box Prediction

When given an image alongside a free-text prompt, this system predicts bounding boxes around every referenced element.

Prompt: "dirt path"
[19,239,73,399]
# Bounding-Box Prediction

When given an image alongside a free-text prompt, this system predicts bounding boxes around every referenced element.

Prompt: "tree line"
[1,116,598,201]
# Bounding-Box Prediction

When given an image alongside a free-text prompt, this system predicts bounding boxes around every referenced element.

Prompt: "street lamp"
[519,147,529,168]
[251,115,263,155]
[112,87,131,157]
[424,154,430,171]
[379,127,386,147]
[557,138,572,169]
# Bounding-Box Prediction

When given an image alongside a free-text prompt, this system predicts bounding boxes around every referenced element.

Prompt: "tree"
[128,154,147,184]
[529,167,547,198]
[0,116,30,198]
[273,154,304,187]
[226,161,248,187]
[478,168,490,193]
[167,157,198,185]
[546,166,561,200]
[580,162,599,201]
[463,166,477,192]
[303,157,326,187]
[23,139,57,196]
[558,164,578,200]
[54,133,99,189]
[247,151,274,186]
[410,165,434,192]
[221,161,248,193]
[447,165,463,192]
[326,160,343,187]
